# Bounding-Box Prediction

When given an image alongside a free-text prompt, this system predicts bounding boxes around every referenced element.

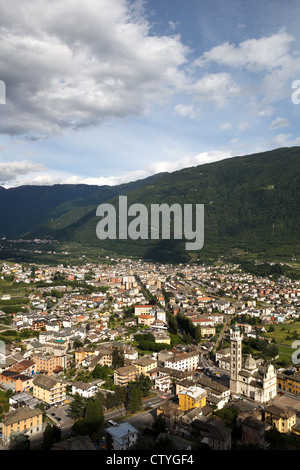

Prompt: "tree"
[69,394,86,419]
[129,386,143,414]
[42,423,54,450]
[128,374,152,398]
[151,415,167,436]
[8,432,30,450]
[112,347,125,369]
[195,325,202,343]
[84,398,104,433]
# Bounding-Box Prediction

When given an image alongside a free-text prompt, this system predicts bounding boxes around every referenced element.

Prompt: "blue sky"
[0,0,300,187]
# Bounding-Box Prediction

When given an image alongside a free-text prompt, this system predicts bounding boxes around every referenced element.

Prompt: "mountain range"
[0,146,299,264]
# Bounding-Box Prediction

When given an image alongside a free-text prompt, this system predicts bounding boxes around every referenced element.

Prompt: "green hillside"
[27,146,300,264]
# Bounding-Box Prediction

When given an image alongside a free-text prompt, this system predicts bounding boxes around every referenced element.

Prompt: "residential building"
[32,353,67,375]
[179,385,207,411]
[277,371,300,395]
[264,404,297,433]
[133,356,157,375]
[2,406,43,447]
[71,380,105,398]
[114,365,139,386]
[105,422,139,450]
[163,351,199,372]
[33,375,66,405]
[0,370,34,393]
[137,314,156,326]
[7,359,36,377]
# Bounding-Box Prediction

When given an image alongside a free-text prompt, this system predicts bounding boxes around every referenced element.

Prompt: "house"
[163,351,199,372]
[2,406,43,447]
[178,385,207,412]
[156,400,185,432]
[137,314,156,326]
[7,359,36,377]
[32,375,66,406]
[52,435,96,450]
[32,353,67,375]
[133,356,157,375]
[114,365,139,386]
[71,380,105,398]
[264,404,297,433]
[0,370,34,393]
[105,422,139,450]
[241,415,268,448]
[74,347,95,364]
[9,391,40,411]
[191,416,232,450]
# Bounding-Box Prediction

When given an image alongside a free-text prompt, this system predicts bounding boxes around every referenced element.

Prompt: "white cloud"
[195,31,294,72]
[220,123,233,130]
[269,117,290,130]
[0,0,190,138]
[174,104,199,119]
[4,149,235,188]
[0,160,46,185]
[188,73,241,108]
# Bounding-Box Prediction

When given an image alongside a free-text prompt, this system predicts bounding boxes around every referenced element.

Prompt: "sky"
[0,0,300,188]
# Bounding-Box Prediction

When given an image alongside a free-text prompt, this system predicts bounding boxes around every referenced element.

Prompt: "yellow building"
[201,326,216,337]
[74,347,95,364]
[2,406,43,447]
[33,374,66,406]
[134,357,157,375]
[178,385,207,412]
[277,371,300,396]
[264,404,296,433]
[153,332,171,345]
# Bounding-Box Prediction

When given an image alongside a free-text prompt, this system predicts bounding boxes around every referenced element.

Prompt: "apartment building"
[32,375,66,405]
[2,406,43,447]
[264,404,297,433]
[178,385,207,412]
[32,353,67,375]
[0,370,34,393]
[163,351,199,372]
[114,365,139,386]
[133,356,157,375]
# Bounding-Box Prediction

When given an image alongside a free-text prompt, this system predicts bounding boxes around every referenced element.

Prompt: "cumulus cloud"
[0,0,190,138]
[5,149,235,188]
[194,30,300,106]
[0,160,46,185]
[188,73,241,108]
[269,117,290,130]
[195,31,294,71]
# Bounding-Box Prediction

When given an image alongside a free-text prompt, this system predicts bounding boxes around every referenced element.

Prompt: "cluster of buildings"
[0,258,300,449]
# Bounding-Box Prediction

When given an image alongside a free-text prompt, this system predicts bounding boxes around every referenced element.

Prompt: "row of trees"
[167,312,202,343]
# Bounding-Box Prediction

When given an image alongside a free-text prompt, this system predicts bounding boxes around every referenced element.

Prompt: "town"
[0,257,300,450]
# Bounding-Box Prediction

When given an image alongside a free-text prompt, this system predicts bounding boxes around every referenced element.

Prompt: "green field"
[262,320,300,366]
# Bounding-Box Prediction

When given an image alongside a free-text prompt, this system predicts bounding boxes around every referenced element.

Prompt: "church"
[230,325,277,403]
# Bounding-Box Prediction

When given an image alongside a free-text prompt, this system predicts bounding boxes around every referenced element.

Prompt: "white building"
[105,422,139,450]
[230,326,277,404]
[71,380,105,398]
[163,351,199,372]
